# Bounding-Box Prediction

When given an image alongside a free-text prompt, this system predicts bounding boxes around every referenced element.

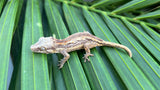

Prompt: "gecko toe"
[90,54,94,56]
[57,64,61,66]
[83,53,94,62]
[57,59,65,69]
[58,66,62,69]
[84,58,90,62]
[57,64,64,69]
[83,54,91,62]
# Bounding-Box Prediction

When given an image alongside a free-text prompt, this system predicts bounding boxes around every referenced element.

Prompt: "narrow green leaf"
[51,55,66,90]
[21,0,50,90]
[132,22,160,44]
[146,18,159,25]
[140,22,160,44]
[45,0,90,89]
[91,0,121,8]
[91,0,109,8]
[112,0,160,13]
[135,9,160,20]
[102,13,160,89]
[72,0,83,2]
[0,0,19,90]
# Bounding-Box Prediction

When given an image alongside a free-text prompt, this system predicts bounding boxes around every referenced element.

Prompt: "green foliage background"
[0,0,159,90]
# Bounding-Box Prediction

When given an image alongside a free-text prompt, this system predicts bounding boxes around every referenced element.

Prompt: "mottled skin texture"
[31,31,132,69]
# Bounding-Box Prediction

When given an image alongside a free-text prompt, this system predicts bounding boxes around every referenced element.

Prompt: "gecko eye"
[40,47,46,51]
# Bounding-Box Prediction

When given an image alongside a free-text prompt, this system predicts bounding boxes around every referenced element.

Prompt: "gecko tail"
[103,41,132,57]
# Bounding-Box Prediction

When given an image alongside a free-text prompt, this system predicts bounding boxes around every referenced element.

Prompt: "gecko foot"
[57,59,65,69]
[83,53,94,62]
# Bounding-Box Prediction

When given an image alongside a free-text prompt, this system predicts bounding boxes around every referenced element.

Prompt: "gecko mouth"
[30,45,46,53]
[30,45,39,52]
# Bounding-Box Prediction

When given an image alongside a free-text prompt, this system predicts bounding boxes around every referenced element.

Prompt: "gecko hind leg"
[58,50,70,69]
[83,43,94,62]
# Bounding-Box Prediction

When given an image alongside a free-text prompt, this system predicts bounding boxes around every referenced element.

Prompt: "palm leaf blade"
[140,23,160,43]
[135,9,160,20]
[21,0,50,89]
[112,0,160,13]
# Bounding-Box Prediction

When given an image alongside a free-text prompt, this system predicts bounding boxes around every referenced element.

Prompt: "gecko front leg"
[83,43,94,62]
[58,50,70,69]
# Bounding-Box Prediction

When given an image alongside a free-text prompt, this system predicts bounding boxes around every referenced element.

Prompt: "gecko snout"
[30,44,45,53]
[30,45,35,52]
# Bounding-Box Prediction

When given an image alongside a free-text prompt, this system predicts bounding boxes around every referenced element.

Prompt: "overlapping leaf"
[0,0,20,89]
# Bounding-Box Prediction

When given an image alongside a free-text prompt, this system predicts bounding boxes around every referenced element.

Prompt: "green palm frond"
[0,0,159,90]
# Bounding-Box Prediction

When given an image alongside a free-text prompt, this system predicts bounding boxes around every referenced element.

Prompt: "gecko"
[30,31,132,69]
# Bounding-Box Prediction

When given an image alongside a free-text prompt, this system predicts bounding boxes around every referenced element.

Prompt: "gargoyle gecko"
[31,32,132,69]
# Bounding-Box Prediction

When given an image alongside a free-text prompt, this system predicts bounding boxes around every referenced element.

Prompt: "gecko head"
[30,37,57,54]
